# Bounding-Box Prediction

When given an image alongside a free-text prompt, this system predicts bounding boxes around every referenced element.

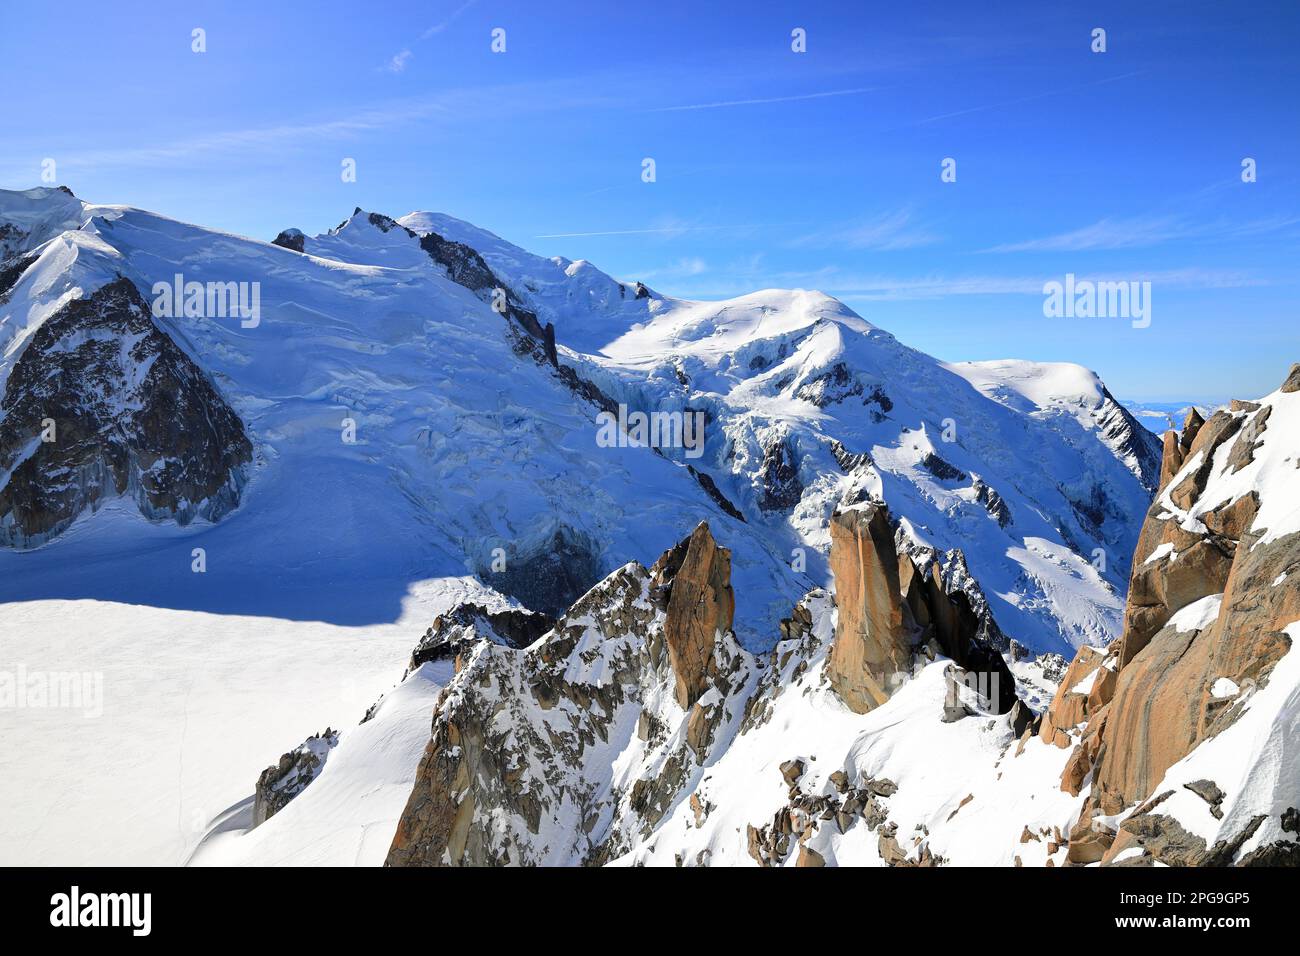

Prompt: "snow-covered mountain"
[200,367,1300,868]
[0,185,1157,653]
[0,185,1175,865]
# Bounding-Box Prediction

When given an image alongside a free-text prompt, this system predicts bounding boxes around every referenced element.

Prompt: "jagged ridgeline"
[240,364,1299,868]
[380,518,1018,866]
[7,187,1293,868]
[1,186,1163,658]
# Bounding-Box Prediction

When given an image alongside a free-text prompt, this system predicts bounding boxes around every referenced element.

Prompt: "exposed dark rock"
[795,362,861,407]
[920,452,966,482]
[271,228,305,253]
[1007,698,1039,738]
[0,252,37,304]
[253,729,339,826]
[1097,384,1164,494]
[0,277,252,548]
[1224,404,1270,474]
[865,385,893,415]
[409,602,555,672]
[972,477,1012,527]
[1183,779,1225,819]
[418,230,502,301]
[687,465,745,522]
[1120,812,1266,867]
[900,558,1017,713]
[758,437,803,511]
[481,524,601,616]
[830,439,872,473]
[897,540,1008,651]
[387,524,756,866]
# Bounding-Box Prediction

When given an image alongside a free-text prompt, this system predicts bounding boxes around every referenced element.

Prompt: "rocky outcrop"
[827,505,910,713]
[829,439,872,474]
[827,503,1013,715]
[899,554,1017,714]
[480,524,601,616]
[0,252,37,304]
[1096,383,1165,495]
[407,602,555,673]
[1051,366,1300,865]
[386,523,756,866]
[920,451,966,482]
[1117,406,1246,668]
[0,277,252,548]
[650,522,736,709]
[686,465,746,522]
[271,228,305,253]
[972,477,1012,528]
[795,362,862,407]
[253,729,339,826]
[757,436,803,511]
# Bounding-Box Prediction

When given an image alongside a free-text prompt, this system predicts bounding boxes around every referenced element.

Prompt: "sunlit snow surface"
[0,189,1164,864]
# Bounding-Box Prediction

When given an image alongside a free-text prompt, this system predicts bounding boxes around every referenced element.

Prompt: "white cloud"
[791,209,937,251]
[986,213,1300,253]
[661,267,1266,302]
[384,49,413,73]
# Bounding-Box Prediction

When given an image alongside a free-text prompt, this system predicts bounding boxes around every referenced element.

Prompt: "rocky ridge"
[0,277,251,548]
[1040,365,1300,865]
[272,368,1298,868]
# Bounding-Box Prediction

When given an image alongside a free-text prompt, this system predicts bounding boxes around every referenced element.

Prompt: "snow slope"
[612,596,1082,867]
[0,188,1163,864]
[399,212,1160,653]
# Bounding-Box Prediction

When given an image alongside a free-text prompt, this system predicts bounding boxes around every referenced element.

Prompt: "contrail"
[648,87,877,113]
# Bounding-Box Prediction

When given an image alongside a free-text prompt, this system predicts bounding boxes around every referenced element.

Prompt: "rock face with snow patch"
[827,502,1014,715]
[386,522,757,866]
[0,277,252,548]
[1048,365,1300,866]
[253,729,340,826]
[407,602,555,672]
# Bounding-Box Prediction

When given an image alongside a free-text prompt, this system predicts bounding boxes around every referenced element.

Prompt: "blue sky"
[2,0,1297,401]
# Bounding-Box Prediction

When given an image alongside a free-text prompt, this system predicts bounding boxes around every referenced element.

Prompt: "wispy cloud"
[11,100,455,173]
[660,267,1266,302]
[421,0,479,39]
[2,80,618,176]
[985,213,1300,253]
[384,49,413,73]
[791,208,938,251]
[899,70,1146,128]
[826,267,1266,301]
[647,87,877,113]
[380,1,480,74]
[534,221,763,240]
